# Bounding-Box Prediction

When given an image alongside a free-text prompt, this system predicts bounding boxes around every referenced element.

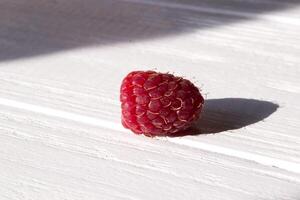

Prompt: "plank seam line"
[118,0,300,25]
[119,0,256,18]
[0,97,300,175]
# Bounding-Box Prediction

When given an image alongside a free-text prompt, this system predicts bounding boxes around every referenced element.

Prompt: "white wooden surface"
[1,0,300,199]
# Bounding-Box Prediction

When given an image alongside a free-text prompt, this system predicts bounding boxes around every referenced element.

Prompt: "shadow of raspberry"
[170,98,279,137]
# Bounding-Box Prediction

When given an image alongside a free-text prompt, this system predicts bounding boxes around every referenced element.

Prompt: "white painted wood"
[1,0,300,199]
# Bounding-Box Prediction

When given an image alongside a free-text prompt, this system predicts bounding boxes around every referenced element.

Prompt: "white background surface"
[1,0,300,199]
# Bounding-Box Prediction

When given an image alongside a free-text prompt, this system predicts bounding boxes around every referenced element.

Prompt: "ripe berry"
[120,71,204,137]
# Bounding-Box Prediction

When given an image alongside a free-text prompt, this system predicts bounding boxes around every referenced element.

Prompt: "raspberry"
[120,71,204,137]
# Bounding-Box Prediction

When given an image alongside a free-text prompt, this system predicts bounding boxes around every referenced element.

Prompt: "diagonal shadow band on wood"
[0,0,299,61]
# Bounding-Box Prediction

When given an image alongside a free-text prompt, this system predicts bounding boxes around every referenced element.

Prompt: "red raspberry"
[120,71,204,137]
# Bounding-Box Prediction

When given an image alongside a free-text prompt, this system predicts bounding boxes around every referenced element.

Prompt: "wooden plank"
[0,106,300,200]
[0,0,300,199]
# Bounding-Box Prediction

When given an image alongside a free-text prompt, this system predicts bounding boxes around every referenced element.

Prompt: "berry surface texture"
[120,71,204,137]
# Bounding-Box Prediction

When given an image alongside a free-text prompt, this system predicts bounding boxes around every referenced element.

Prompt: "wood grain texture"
[0,0,300,199]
